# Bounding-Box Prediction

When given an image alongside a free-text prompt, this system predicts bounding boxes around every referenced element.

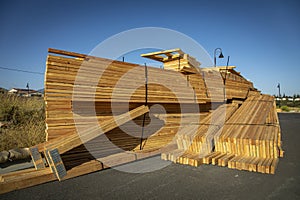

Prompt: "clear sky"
[0,0,299,96]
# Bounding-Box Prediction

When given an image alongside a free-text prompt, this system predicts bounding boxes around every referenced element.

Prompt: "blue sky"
[0,0,299,96]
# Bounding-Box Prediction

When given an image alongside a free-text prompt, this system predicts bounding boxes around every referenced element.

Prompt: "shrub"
[281,105,290,112]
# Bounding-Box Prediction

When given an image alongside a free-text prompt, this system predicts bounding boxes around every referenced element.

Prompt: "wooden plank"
[0,160,104,195]
[46,105,149,155]
[270,158,279,174]
[48,48,87,58]
[141,48,183,57]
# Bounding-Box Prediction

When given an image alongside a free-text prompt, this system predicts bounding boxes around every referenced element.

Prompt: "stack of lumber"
[161,103,239,166]
[202,67,254,101]
[162,94,283,173]
[45,48,211,140]
[45,48,211,175]
[142,49,209,102]
[201,68,226,102]
[213,94,283,173]
[219,67,255,99]
[141,49,256,102]
[141,48,200,71]
[185,103,239,154]
[0,48,283,194]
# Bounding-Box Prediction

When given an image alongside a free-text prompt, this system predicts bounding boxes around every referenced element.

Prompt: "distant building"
[0,87,7,94]
[8,88,43,97]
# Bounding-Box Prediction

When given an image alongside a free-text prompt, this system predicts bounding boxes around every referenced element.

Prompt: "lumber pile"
[141,48,200,71]
[161,103,239,166]
[219,66,254,99]
[0,48,283,194]
[161,94,283,173]
[213,94,283,173]
[45,48,210,140]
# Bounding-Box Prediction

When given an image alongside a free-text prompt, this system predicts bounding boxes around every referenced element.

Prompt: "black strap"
[145,63,148,105]
[140,63,148,150]
[223,56,230,103]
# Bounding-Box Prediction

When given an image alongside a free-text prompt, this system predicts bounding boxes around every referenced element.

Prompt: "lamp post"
[277,83,281,107]
[26,83,29,97]
[214,48,224,67]
[277,83,281,97]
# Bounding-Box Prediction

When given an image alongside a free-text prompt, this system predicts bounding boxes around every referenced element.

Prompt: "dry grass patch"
[0,94,46,151]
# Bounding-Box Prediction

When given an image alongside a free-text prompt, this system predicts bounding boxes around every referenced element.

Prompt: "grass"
[277,106,300,113]
[0,94,46,151]
[280,105,290,112]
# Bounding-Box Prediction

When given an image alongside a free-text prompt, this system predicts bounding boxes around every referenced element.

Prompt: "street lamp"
[277,83,281,107]
[26,83,30,97]
[214,48,224,67]
[277,83,281,98]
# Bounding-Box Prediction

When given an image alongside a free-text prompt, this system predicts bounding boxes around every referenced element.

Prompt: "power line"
[0,66,44,75]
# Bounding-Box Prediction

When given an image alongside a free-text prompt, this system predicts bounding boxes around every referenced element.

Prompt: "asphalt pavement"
[1,113,300,200]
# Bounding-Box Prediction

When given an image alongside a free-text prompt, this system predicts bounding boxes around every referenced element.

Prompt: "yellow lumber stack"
[219,66,254,99]
[162,94,283,174]
[213,94,283,173]
[44,49,283,174]
[161,103,239,166]
[0,48,283,195]
[45,49,209,140]
[141,48,200,71]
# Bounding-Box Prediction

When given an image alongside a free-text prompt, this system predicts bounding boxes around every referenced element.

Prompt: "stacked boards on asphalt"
[0,48,283,194]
